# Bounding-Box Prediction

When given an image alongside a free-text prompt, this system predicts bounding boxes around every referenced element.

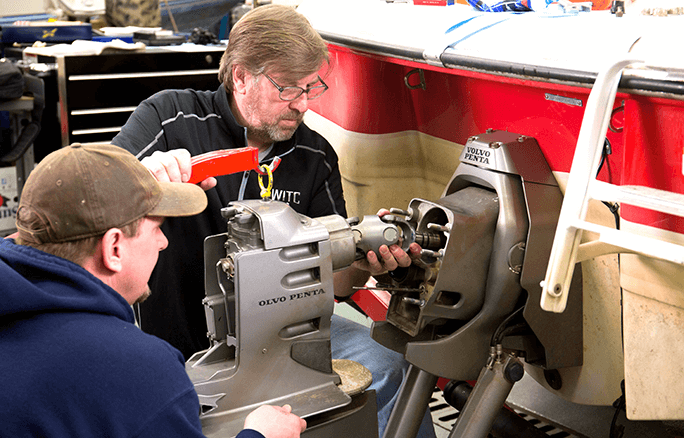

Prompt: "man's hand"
[334,209,422,298]
[352,209,422,275]
[353,242,422,276]
[140,149,217,191]
[243,404,307,438]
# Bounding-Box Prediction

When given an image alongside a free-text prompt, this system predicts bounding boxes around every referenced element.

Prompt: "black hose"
[490,306,525,346]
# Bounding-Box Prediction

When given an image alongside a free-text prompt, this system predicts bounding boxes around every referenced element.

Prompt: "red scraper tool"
[188,147,260,184]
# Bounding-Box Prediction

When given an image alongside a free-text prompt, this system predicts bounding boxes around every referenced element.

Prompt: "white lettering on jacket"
[271,189,301,205]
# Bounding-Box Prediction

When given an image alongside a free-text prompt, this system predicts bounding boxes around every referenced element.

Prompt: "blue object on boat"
[467,0,532,12]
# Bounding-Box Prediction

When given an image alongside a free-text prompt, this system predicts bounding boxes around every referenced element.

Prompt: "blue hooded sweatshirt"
[0,238,263,438]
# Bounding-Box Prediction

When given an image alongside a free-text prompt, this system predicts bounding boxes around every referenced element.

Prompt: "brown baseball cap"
[16,143,208,244]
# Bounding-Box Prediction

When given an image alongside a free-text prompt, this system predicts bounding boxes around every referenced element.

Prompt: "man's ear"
[100,228,124,273]
[232,65,250,95]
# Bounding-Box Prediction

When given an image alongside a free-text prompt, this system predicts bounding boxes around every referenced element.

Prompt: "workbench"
[22,44,227,146]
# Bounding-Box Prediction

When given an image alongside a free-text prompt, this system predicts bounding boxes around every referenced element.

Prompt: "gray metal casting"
[186,199,410,437]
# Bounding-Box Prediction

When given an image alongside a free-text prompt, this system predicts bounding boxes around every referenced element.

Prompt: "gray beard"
[250,116,302,144]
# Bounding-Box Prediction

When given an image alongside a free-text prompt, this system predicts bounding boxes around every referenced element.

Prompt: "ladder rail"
[540,56,645,313]
[590,181,684,217]
[574,220,684,266]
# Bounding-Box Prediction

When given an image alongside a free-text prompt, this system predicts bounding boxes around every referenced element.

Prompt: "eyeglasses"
[264,73,328,101]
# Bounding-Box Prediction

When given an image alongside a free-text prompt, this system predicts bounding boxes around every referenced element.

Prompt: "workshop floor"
[334,302,676,438]
[427,386,576,438]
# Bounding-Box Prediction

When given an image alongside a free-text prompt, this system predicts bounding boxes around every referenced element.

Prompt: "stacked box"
[0,166,18,235]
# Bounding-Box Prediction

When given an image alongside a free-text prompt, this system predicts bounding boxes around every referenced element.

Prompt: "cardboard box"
[0,166,18,235]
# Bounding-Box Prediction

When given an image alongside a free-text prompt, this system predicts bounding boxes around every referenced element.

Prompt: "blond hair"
[218,4,329,91]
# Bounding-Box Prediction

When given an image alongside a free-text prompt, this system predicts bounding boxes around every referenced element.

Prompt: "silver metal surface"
[460,130,557,187]
[186,198,399,437]
[187,199,352,437]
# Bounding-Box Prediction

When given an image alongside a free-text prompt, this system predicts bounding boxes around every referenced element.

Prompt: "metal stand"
[443,380,548,438]
[383,365,438,438]
[449,351,524,438]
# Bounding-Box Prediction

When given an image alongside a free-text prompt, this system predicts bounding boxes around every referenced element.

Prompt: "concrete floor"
[428,383,575,438]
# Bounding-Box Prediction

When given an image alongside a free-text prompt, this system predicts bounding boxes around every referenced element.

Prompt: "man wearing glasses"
[113,5,435,438]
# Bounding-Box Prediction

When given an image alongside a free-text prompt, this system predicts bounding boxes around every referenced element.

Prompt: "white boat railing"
[540,55,684,313]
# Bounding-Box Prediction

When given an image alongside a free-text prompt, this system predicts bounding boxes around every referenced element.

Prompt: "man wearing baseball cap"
[0,144,306,438]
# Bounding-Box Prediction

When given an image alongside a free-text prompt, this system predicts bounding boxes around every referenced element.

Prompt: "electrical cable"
[490,306,525,346]
[609,380,626,438]
[598,137,626,438]
[596,138,620,230]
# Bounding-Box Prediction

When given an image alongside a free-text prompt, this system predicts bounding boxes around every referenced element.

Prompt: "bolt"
[428,223,450,233]
[221,207,238,219]
[346,216,360,226]
[546,283,563,297]
[504,361,525,383]
[389,208,410,217]
[517,136,527,143]
[489,141,502,149]
[421,249,442,259]
[220,257,235,278]
[402,297,426,307]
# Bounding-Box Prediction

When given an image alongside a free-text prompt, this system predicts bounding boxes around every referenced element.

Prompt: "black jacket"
[113,86,347,358]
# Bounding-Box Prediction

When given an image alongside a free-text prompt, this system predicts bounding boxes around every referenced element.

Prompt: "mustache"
[281,110,303,121]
